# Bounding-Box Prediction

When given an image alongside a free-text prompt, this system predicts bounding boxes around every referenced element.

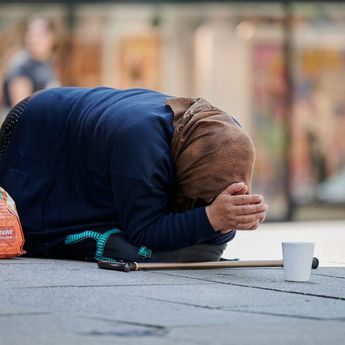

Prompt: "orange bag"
[0,187,25,258]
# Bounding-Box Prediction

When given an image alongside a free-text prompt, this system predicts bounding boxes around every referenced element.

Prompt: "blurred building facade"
[0,1,345,220]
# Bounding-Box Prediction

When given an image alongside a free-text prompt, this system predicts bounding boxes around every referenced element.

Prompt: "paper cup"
[282,242,315,282]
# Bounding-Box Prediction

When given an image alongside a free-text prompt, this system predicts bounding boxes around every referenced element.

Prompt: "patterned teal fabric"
[65,230,102,244]
[64,229,152,262]
[65,229,121,262]
[138,245,152,259]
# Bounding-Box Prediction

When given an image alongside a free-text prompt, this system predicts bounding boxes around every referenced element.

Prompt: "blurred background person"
[2,15,59,109]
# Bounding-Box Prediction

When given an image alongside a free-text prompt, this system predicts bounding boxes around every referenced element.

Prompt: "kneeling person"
[0,87,267,262]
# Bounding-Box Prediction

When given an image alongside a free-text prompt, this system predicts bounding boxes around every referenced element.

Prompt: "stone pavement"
[1,221,345,345]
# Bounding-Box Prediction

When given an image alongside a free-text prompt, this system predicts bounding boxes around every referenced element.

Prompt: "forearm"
[125,207,217,251]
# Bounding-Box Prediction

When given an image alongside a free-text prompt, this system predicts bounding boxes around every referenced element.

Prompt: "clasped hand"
[205,182,268,234]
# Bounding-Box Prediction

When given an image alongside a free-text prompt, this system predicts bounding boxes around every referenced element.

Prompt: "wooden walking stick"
[98,257,319,273]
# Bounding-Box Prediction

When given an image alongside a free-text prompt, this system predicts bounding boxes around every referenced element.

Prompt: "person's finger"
[236,220,260,230]
[231,194,264,205]
[219,219,260,233]
[231,184,248,196]
[235,211,267,224]
[247,222,260,230]
[222,182,246,195]
[258,212,267,224]
[230,203,268,215]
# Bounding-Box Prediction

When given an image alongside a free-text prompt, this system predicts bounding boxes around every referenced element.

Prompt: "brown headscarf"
[166,97,256,212]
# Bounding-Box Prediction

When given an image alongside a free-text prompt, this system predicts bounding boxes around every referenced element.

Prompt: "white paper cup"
[282,242,315,282]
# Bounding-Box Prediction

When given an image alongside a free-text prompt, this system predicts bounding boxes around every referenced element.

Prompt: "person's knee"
[150,243,227,263]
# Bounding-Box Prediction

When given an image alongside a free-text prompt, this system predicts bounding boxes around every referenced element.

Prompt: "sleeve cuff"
[196,207,219,241]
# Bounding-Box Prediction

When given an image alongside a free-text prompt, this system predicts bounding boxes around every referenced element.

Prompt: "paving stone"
[1,221,345,345]
[156,267,345,299]
[120,278,345,320]
[169,319,345,345]
[0,312,179,345]
[1,258,213,288]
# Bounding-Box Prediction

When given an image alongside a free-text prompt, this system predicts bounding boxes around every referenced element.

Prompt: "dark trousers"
[48,230,227,263]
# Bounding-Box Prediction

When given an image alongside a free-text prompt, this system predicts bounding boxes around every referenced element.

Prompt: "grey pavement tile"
[1,260,213,288]
[121,281,345,320]
[154,267,345,299]
[313,268,345,279]
[2,281,345,324]
[169,318,345,345]
[0,286,232,328]
[1,336,179,345]
[1,257,345,345]
[0,313,179,345]
[1,310,344,345]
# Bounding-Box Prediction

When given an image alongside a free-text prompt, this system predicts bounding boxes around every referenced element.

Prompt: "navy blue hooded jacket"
[0,87,235,254]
